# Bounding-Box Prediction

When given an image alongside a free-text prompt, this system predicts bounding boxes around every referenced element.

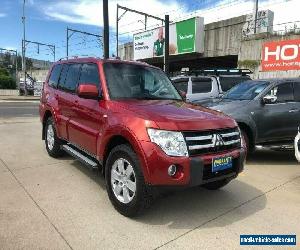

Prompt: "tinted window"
[79,64,100,87]
[219,76,251,92]
[294,82,300,101]
[224,80,269,100]
[268,83,294,103]
[63,64,81,92]
[172,78,188,93]
[48,64,62,88]
[191,77,212,93]
[57,64,69,89]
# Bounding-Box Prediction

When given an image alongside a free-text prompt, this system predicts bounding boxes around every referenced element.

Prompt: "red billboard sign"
[262,39,300,71]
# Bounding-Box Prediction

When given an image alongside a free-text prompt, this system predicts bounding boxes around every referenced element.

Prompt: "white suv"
[171,69,251,103]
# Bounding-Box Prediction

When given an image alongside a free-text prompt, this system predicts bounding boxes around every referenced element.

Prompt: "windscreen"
[104,63,182,101]
[223,80,269,100]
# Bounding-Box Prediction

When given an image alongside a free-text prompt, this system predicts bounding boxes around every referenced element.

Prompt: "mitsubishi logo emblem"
[212,134,224,147]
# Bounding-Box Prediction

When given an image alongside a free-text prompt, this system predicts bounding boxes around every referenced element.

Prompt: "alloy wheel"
[111,158,136,204]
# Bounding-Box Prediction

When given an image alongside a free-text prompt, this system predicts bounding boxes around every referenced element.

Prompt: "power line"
[66,27,103,57]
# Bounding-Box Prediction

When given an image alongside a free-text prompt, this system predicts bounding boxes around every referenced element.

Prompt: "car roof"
[230,78,300,86]
[54,57,160,69]
[257,78,300,83]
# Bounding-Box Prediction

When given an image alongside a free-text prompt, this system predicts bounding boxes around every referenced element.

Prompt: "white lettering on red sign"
[264,44,300,61]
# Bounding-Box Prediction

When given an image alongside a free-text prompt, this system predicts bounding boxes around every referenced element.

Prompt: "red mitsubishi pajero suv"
[40,57,245,217]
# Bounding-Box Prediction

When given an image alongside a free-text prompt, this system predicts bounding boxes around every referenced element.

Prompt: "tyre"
[45,117,64,158]
[202,179,231,190]
[105,144,152,217]
[241,129,255,156]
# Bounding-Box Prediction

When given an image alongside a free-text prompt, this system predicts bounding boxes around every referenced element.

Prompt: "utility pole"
[116,5,165,57]
[67,28,69,58]
[103,0,109,59]
[164,15,169,76]
[253,0,259,34]
[66,28,103,58]
[22,0,27,95]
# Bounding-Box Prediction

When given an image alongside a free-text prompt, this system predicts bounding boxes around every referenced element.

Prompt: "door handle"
[289,109,299,113]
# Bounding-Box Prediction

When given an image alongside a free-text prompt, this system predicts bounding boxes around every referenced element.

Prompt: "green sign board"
[133,16,204,60]
[176,18,196,54]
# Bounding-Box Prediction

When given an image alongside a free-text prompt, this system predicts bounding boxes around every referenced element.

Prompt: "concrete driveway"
[0,117,299,250]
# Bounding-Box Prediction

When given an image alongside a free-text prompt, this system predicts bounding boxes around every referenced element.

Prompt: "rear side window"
[48,64,62,88]
[219,76,250,92]
[294,82,300,101]
[79,64,100,87]
[57,64,69,89]
[191,77,212,93]
[172,78,188,93]
[63,64,81,92]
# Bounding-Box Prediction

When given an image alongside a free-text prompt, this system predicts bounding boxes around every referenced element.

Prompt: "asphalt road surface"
[0,101,39,117]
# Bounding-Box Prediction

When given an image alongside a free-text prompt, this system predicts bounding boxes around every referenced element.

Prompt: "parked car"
[19,73,35,95]
[199,78,300,153]
[295,127,300,162]
[40,57,246,217]
[171,69,251,103]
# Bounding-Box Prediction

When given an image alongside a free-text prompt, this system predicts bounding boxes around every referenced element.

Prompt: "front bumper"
[139,141,245,187]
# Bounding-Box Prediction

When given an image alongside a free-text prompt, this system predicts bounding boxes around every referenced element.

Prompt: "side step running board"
[61,144,99,170]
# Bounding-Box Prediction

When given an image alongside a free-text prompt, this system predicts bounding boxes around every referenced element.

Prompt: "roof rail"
[179,68,253,76]
[58,55,100,61]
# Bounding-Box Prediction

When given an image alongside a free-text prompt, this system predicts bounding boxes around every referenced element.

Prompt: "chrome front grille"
[183,127,241,156]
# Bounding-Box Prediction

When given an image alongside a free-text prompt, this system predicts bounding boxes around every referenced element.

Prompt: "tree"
[0,66,16,89]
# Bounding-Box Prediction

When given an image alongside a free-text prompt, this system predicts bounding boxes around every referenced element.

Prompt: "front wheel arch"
[100,129,151,183]
[238,122,255,152]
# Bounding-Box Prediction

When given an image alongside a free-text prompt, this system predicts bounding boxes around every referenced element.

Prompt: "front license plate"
[212,156,232,172]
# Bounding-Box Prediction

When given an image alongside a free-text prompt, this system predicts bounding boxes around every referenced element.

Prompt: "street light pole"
[22,0,27,95]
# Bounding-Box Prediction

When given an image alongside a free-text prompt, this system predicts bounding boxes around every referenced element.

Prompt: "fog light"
[168,165,177,176]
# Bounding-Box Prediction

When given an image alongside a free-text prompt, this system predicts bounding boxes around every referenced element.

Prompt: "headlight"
[147,128,188,157]
[237,127,244,148]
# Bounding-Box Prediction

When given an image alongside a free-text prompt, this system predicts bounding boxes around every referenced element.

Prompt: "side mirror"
[77,84,99,99]
[262,95,277,104]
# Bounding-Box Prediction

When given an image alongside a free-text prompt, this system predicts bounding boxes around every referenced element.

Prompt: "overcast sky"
[0,0,299,61]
